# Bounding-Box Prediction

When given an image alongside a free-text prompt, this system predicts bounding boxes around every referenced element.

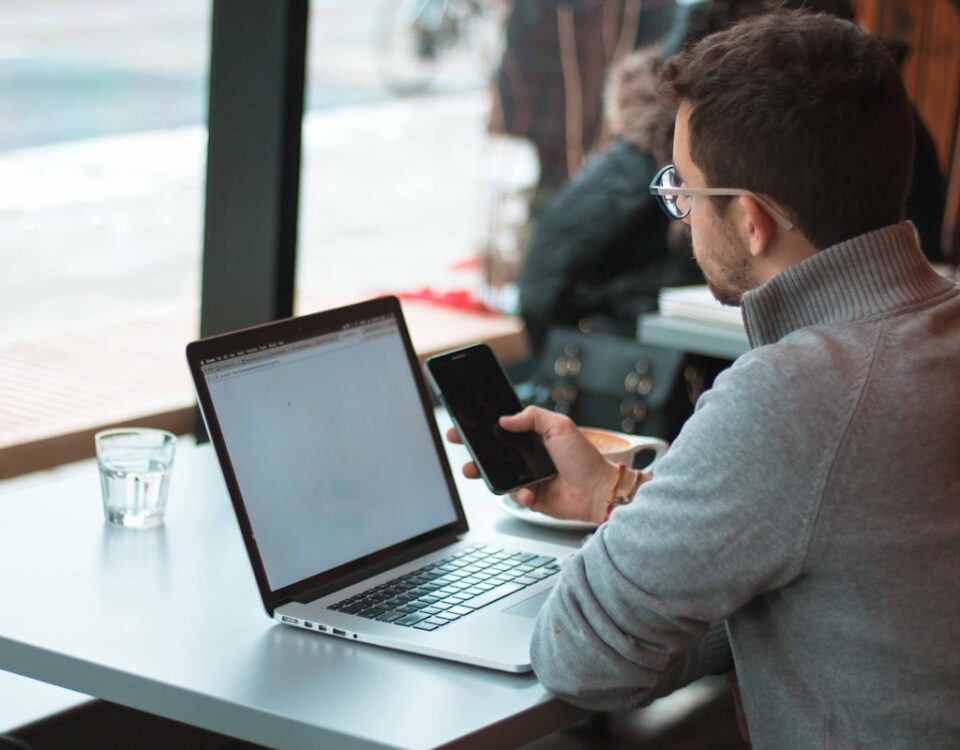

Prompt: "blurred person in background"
[489,0,676,216]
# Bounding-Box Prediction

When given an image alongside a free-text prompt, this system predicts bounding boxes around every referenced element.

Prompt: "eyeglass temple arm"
[652,186,795,230]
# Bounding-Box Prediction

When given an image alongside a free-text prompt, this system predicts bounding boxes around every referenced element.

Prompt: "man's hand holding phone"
[448,406,633,526]
[427,344,651,520]
[426,344,558,494]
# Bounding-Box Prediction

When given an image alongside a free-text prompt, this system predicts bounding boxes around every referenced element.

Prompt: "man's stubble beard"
[698,213,758,307]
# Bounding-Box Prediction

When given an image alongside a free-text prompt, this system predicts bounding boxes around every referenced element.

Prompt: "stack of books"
[657,286,744,330]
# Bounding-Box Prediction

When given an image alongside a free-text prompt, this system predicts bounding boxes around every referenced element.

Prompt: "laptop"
[185,295,572,673]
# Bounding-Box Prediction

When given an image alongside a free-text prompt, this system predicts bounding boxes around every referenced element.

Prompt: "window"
[294,0,519,315]
[0,1,211,475]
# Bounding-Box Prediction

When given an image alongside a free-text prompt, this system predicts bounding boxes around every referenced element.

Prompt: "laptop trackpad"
[503,590,550,618]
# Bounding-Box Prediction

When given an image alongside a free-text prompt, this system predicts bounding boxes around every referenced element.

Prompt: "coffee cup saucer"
[497,495,598,531]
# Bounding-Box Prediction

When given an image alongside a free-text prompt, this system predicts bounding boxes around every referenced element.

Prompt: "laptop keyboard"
[328,543,561,632]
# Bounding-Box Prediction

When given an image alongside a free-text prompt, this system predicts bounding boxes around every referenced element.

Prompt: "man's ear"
[738,195,776,258]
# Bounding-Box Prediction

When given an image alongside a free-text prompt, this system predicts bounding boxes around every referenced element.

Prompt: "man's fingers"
[499,405,555,433]
[513,487,536,507]
[445,426,478,479]
[500,406,576,443]
[499,405,536,432]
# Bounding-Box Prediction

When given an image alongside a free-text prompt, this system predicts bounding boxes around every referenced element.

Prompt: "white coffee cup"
[579,427,668,470]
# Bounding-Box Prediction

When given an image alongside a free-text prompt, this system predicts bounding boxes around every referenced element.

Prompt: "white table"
[0,424,589,749]
[637,313,749,361]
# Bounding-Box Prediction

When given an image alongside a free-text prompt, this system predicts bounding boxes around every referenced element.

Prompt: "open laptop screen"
[197,311,458,592]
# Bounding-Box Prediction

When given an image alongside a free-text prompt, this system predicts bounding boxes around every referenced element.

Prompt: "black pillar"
[200,0,308,337]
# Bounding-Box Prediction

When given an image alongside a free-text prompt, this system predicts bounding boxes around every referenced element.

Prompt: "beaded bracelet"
[603,462,643,523]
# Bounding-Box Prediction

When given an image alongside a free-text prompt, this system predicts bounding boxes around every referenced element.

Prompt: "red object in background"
[449,257,483,271]
[389,287,499,315]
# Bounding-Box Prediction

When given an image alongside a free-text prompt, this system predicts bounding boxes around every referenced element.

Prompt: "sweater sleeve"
[530,348,843,709]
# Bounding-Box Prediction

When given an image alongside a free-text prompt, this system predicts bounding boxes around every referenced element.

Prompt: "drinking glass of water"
[95,428,176,528]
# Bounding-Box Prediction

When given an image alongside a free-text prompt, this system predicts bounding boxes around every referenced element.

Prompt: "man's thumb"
[499,405,538,433]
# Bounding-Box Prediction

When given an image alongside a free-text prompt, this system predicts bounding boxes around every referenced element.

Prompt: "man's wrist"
[593,463,641,525]
[591,462,620,525]
[616,467,640,502]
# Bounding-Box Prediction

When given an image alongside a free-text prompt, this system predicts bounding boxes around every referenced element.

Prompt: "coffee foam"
[581,428,631,454]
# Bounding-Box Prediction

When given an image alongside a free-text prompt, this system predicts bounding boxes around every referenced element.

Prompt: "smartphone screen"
[426,344,557,494]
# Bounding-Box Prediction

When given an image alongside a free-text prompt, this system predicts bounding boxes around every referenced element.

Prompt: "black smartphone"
[426,344,557,495]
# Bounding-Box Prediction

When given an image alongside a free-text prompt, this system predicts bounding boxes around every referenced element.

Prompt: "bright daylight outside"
[0,0,531,466]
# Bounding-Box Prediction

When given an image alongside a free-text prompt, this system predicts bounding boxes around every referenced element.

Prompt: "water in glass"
[99,458,171,528]
[95,428,175,528]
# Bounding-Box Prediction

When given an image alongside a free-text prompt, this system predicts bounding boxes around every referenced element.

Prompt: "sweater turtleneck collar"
[740,222,956,348]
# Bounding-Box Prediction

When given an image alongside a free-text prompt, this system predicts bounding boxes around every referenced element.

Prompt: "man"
[450,10,960,748]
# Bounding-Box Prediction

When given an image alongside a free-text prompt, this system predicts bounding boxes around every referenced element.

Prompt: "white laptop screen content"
[201,316,457,591]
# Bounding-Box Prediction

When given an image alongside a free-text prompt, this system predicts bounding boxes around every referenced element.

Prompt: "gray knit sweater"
[530,223,960,749]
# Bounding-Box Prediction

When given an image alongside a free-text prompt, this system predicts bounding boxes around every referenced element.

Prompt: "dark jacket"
[907,108,945,262]
[518,48,702,354]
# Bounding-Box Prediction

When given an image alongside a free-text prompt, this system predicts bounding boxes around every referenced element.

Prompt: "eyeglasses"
[649,164,794,230]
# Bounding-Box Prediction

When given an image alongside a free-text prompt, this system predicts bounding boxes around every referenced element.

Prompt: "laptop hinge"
[292,531,463,604]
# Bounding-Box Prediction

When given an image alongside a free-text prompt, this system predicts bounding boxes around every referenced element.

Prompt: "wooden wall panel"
[884,0,932,98]
[856,0,883,31]
[946,109,960,259]
[863,0,960,173]
[917,0,960,174]
[857,0,960,259]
